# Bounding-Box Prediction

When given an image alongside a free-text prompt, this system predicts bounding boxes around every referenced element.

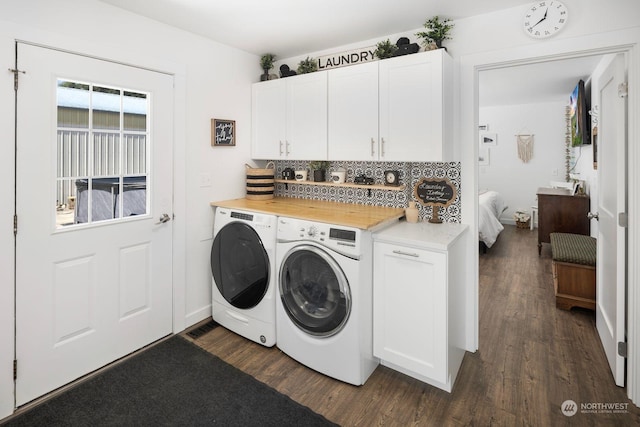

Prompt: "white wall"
[479,101,568,224]
[0,0,258,418]
[1,0,639,419]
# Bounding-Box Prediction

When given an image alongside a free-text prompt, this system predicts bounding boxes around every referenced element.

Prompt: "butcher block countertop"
[210,197,405,230]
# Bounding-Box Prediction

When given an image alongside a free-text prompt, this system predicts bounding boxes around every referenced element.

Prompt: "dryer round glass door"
[279,244,351,337]
[211,222,270,309]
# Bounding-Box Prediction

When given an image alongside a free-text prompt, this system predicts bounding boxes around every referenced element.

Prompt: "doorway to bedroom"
[476,49,629,389]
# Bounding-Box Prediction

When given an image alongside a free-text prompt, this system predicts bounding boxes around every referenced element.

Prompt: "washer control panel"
[278,217,361,257]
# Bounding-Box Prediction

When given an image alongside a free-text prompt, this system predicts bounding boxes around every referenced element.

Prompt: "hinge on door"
[13,214,18,236]
[13,359,17,380]
[619,212,628,228]
[618,341,628,358]
[618,82,628,98]
[8,68,26,91]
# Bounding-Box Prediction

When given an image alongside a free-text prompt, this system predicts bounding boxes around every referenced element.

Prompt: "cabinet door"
[252,79,286,159]
[327,62,378,160]
[373,242,447,383]
[286,72,328,160]
[379,51,446,161]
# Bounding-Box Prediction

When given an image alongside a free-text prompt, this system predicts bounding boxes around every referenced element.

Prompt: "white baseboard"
[184,304,212,331]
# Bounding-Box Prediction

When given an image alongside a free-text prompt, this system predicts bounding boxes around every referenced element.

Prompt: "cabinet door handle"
[381,137,386,157]
[392,249,419,258]
[279,140,283,156]
[371,138,375,157]
[285,140,290,156]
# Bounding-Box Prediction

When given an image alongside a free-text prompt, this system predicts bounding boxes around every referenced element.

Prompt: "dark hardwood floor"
[185,225,640,426]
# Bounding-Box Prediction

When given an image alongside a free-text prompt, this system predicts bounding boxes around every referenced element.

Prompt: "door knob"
[587,212,599,221]
[155,213,171,224]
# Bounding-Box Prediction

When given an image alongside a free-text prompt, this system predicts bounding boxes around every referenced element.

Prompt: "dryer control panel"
[214,207,277,235]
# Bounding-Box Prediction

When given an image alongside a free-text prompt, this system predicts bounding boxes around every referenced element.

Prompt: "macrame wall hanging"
[516,134,534,163]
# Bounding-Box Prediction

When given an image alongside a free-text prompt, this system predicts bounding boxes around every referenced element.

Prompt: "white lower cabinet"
[373,222,468,392]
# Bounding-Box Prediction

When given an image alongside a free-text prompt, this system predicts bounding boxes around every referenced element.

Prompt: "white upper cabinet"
[252,79,286,159]
[328,50,452,162]
[378,50,453,162]
[327,62,379,160]
[252,49,452,162]
[252,73,327,160]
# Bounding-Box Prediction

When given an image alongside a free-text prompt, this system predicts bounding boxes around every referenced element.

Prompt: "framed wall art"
[480,132,497,146]
[211,119,236,146]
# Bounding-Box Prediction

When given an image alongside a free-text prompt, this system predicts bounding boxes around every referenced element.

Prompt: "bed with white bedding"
[479,190,508,249]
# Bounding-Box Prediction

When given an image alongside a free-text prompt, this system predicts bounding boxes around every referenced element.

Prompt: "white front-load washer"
[275,216,378,385]
[211,207,277,347]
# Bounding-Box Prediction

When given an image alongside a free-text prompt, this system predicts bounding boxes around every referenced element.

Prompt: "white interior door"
[15,43,174,405]
[595,53,627,387]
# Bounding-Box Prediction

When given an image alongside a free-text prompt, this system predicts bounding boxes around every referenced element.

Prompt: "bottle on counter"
[405,202,419,223]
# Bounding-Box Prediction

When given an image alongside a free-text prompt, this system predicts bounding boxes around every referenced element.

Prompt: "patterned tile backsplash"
[273,160,461,223]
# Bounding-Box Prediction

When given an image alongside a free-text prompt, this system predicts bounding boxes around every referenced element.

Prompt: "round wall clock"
[523,1,569,39]
[384,170,400,186]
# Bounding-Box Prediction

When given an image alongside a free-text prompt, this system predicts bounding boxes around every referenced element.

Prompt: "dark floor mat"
[4,336,337,427]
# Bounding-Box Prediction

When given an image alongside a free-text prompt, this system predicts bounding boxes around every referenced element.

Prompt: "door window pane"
[123,134,146,174]
[92,86,121,130]
[92,133,120,177]
[120,176,147,218]
[123,91,147,132]
[89,178,120,222]
[57,131,88,180]
[56,79,149,228]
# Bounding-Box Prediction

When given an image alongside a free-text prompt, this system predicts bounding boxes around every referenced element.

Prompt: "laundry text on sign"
[317,47,376,70]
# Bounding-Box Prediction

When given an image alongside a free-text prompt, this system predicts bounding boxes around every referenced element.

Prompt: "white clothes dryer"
[211,207,277,347]
[275,216,378,385]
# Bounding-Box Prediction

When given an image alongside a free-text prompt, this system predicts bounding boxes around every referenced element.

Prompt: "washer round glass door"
[211,222,269,309]
[279,244,351,337]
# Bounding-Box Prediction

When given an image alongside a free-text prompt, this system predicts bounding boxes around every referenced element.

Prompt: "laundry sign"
[316,46,377,70]
[414,177,457,207]
[414,177,458,224]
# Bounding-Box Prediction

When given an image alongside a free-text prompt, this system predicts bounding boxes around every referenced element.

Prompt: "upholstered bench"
[550,232,596,311]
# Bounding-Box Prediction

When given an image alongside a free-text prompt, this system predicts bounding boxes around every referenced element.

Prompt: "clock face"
[384,170,399,186]
[523,1,568,39]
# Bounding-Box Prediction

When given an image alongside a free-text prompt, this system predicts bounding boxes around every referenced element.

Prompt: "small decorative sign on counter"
[414,177,457,223]
[212,119,235,146]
